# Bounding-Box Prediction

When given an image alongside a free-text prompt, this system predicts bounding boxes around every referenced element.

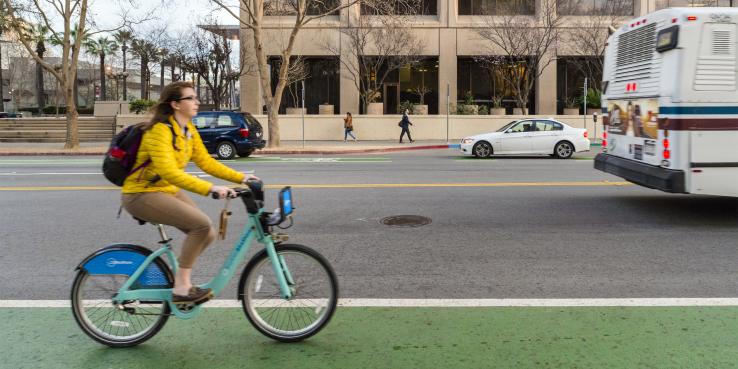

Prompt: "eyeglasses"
[176,96,200,102]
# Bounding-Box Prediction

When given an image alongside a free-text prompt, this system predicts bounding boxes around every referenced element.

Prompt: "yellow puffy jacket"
[121,116,245,196]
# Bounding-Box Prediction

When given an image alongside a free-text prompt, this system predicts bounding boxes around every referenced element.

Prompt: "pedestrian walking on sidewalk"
[398,109,414,143]
[343,112,357,142]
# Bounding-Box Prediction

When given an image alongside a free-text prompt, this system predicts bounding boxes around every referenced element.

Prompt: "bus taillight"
[662,137,670,159]
[583,131,588,138]
[602,131,607,149]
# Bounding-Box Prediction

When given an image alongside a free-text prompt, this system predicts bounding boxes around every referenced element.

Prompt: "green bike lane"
[3,306,738,368]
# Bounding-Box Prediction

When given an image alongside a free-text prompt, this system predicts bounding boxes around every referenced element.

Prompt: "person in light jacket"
[399,109,414,143]
[343,112,357,142]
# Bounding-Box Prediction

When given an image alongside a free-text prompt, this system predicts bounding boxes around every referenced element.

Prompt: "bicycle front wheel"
[239,244,339,342]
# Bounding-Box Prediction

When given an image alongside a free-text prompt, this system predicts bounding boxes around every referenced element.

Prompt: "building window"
[556,56,602,114]
[265,0,340,16]
[268,57,340,114]
[458,0,535,15]
[457,57,536,114]
[557,0,634,16]
[400,58,439,114]
[361,0,437,15]
[656,0,735,8]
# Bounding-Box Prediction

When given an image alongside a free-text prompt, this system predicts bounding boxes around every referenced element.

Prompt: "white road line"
[3,298,738,308]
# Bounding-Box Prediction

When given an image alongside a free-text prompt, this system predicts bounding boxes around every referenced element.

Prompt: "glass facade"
[557,0,634,15]
[268,57,340,114]
[458,0,535,15]
[457,57,536,114]
[556,56,602,114]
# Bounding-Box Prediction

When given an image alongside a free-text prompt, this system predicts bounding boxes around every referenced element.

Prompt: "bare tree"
[174,23,254,109]
[1,0,146,149]
[559,0,632,93]
[476,0,562,114]
[211,0,361,147]
[326,7,426,114]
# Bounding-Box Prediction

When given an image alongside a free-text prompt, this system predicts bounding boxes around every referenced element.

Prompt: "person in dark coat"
[399,109,414,143]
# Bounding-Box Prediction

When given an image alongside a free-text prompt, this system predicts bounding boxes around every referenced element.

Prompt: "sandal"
[172,286,213,304]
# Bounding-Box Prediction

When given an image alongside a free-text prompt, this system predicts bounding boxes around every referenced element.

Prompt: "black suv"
[193,111,266,159]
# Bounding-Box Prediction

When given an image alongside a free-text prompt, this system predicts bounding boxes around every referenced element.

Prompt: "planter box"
[586,108,600,116]
[319,104,334,115]
[563,108,580,115]
[367,103,383,115]
[490,108,506,115]
[512,108,528,115]
[413,105,428,115]
[286,108,306,115]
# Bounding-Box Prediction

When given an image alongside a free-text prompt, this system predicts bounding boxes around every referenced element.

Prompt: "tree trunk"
[160,62,164,95]
[140,63,146,99]
[64,80,80,149]
[122,48,128,100]
[100,53,106,100]
[36,53,45,110]
[0,41,4,112]
[267,106,280,147]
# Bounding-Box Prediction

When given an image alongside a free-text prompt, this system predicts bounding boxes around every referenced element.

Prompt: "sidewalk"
[0,140,456,156]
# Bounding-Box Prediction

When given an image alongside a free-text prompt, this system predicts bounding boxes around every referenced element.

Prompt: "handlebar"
[211,179,265,215]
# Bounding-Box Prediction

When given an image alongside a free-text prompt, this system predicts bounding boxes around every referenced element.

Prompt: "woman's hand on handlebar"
[210,185,237,199]
[242,173,260,184]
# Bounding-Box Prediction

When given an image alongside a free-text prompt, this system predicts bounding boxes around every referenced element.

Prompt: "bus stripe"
[659,106,738,115]
[659,118,738,130]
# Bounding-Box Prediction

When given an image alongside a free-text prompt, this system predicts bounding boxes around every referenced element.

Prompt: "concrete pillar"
[339,35,360,114]
[438,29,457,115]
[240,27,263,113]
[536,55,557,115]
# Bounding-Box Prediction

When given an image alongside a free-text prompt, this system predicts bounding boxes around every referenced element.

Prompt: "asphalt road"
[1,150,737,300]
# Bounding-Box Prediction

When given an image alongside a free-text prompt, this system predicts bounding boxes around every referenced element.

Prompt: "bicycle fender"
[76,244,172,287]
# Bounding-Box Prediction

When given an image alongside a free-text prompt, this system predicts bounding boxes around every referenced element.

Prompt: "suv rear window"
[193,115,215,129]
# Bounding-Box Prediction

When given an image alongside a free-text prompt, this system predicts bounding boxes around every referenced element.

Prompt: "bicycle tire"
[239,244,339,342]
[71,246,173,347]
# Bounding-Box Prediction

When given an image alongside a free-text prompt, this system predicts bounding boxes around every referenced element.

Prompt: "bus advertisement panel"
[607,98,659,139]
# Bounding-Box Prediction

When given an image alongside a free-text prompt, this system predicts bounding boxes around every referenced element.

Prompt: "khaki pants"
[121,191,216,268]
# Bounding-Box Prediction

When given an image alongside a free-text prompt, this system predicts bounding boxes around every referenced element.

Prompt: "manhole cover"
[380,215,432,228]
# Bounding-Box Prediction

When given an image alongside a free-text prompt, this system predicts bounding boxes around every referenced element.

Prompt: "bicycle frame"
[112,207,294,320]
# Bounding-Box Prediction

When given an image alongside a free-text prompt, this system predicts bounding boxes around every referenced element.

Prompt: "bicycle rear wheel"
[71,247,173,348]
[239,244,338,342]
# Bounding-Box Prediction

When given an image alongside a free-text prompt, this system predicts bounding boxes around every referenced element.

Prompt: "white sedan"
[459,119,590,159]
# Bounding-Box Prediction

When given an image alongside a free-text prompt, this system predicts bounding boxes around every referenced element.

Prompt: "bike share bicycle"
[71,180,339,347]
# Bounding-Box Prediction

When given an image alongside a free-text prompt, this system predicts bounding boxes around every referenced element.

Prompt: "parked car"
[0,112,17,118]
[459,119,590,159]
[192,111,266,160]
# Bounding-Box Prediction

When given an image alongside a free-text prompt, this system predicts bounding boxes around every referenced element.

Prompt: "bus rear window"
[657,25,679,52]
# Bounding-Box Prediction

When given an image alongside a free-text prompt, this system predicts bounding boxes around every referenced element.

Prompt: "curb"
[0,144,455,157]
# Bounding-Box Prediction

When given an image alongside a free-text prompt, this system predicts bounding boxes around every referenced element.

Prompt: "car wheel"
[554,141,574,159]
[216,141,236,160]
[472,141,493,158]
[238,149,253,158]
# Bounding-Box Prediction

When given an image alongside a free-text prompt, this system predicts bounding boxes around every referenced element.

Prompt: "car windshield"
[496,121,519,132]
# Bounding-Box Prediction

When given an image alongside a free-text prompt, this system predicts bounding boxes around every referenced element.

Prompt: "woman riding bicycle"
[121,81,257,304]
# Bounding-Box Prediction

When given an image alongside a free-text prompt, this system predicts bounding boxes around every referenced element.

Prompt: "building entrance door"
[384,83,400,114]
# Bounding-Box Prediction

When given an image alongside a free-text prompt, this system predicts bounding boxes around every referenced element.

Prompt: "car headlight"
[461,138,474,144]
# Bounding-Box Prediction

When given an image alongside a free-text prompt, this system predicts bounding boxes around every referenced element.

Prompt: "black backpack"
[102,122,176,186]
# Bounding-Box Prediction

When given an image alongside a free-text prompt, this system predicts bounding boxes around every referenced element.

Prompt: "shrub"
[129,99,156,114]
[478,105,489,115]
[398,100,415,115]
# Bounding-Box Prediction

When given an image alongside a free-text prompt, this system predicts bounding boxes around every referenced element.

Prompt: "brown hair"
[142,81,195,129]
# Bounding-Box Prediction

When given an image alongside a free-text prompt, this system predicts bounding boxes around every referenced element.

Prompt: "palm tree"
[131,38,159,100]
[29,24,49,110]
[113,30,133,100]
[84,36,118,101]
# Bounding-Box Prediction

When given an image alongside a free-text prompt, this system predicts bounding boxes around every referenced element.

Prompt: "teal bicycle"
[71,181,338,347]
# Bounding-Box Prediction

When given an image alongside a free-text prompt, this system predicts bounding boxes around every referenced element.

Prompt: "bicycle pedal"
[271,233,290,243]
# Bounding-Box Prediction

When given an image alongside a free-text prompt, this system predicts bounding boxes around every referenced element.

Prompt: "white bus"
[595,7,738,197]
